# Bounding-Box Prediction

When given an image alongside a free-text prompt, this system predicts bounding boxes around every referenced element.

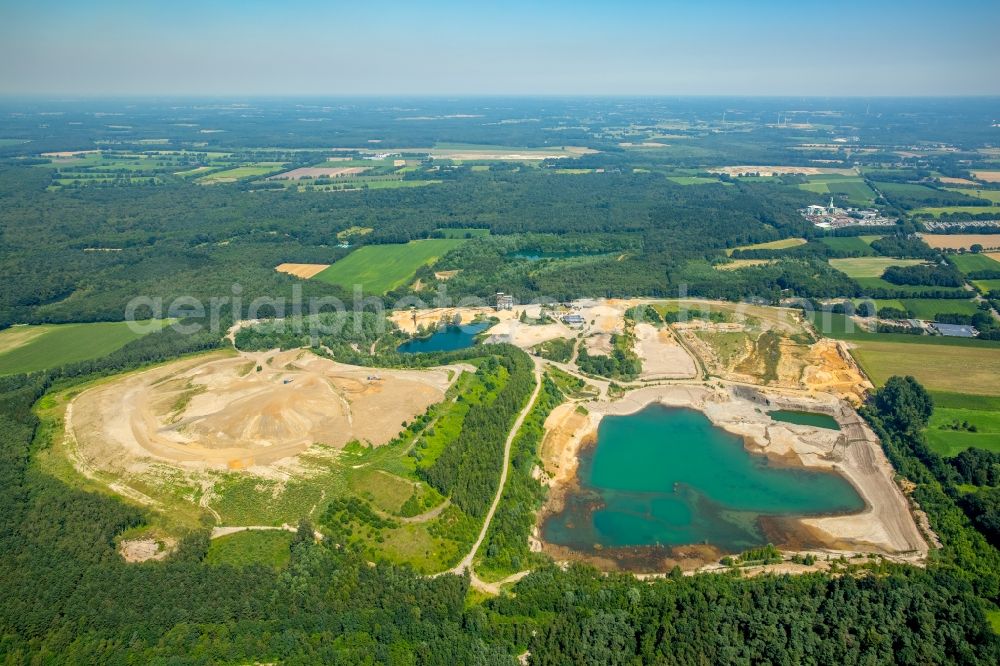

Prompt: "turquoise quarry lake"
[542,404,864,557]
[397,321,490,353]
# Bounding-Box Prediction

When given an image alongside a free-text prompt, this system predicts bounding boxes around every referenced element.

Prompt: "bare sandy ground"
[275,263,330,279]
[70,350,460,474]
[390,306,498,334]
[584,333,613,355]
[537,384,928,571]
[41,150,100,158]
[486,318,569,347]
[634,323,697,379]
[119,537,176,562]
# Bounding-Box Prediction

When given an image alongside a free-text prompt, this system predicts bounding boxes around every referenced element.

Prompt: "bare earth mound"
[70,350,458,473]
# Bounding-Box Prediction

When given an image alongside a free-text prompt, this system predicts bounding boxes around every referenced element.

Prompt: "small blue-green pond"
[397,321,490,353]
[769,409,841,430]
[543,405,863,555]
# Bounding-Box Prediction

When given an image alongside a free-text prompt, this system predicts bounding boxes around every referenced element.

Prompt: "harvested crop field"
[69,349,459,472]
[270,166,368,180]
[937,177,980,186]
[711,166,856,177]
[922,234,1000,251]
[850,340,1000,396]
[972,171,1000,183]
[275,263,330,279]
[726,238,806,256]
[828,257,925,278]
[716,259,775,270]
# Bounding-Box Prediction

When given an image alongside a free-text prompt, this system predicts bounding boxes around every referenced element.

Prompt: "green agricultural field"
[850,340,1000,396]
[874,181,944,197]
[854,298,906,312]
[725,238,806,256]
[946,188,1000,204]
[900,298,982,319]
[0,321,168,375]
[205,530,295,568]
[818,236,876,255]
[313,239,464,293]
[973,279,1000,295]
[197,162,285,182]
[800,176,876,205]
[828,257,925,278]
[925,406,1000,456]
[949,253,1000,274]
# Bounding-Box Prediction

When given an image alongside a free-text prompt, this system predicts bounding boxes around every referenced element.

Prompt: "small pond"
[769,409,841,431]
[397,321,491,353]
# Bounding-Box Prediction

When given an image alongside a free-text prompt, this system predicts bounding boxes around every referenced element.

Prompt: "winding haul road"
[447,358,543,589]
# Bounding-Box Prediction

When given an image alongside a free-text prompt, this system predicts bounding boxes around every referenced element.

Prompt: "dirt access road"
[446,357,543,590]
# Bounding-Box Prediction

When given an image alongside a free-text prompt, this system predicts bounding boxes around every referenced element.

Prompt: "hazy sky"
[2,0,999,96]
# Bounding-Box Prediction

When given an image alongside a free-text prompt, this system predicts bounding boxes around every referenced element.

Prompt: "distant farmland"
[0,321,167,375]
[313,239,463,293]
[725,238,806,256]
[851,340,1000,396]
[828,257,925,278]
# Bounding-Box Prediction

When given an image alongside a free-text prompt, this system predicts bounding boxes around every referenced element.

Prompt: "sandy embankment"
[537,383,928,570]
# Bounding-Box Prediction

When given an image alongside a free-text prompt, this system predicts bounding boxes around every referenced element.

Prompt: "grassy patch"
[945,188,1000,204]
[949,253,1000,274]
[818,236,876,255]
[973,279,1000,295]
[900,298,981,319]
[0,321,167,375]
[205,530,295,568]
[925,406,1000,457]
[313,239,463,293]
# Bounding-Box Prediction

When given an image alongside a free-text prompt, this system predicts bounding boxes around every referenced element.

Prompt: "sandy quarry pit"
[634,322,698,379]
[68,350,465,478]
[536,383,930,573]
